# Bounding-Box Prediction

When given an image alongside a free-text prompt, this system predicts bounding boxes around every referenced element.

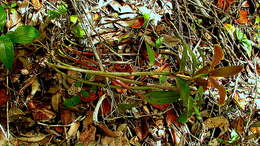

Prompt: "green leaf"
[178,113,188,123]
[0,35,14,70]
[145,43,155,66]
[80,90,89,97]
[159,75,167,84]
[144,91,180,104]
[63,96,80,107]
[47,10,61,19]
[71,25,85,37]
[241,39,253,57]
[226,129,239,144]
[176,77,194,122]
[70,15,78,24]
[0,6,7,32]
[155,37,164,48]
[6,25,40,44]
[118,104,137,111]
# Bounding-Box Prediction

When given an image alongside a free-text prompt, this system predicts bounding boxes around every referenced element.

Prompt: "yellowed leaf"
[203,116,229,136]
[31,0,42,10]
[51,92,61,112]
[67,122,80,138]
[17,133,48,142]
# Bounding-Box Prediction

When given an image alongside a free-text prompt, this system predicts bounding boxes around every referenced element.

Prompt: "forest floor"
[0,0,259,145]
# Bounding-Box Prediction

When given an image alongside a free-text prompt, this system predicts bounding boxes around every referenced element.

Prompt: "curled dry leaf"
[32,108,55,122]
[51,92,61,112]
[209,66,243,77]
[97,123,121,137]
[216,0,235,11]
[208,77,226,105]
[211,45,224,68]
[17,133,48,142]
[203,116,229,136]
[67,122,80,138]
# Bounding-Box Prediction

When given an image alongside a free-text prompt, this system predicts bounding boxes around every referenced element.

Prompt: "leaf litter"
[0,0,259,145]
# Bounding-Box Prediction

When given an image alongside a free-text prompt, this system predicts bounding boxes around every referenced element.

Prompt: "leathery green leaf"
[0,6,7,32]
[6,25,40,44]
[0,35,14,70]
[144,91,180,104]
[145,43,155,66]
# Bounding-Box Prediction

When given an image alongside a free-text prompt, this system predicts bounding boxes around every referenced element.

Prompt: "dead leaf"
[208,77,226,105]
[101,98,112,116]
[17,133,48,142]
[161,34,180,48]
[0,89,9,106]
[231,117,244,135]
[130,17,145,29]
[236,10,249,24]
[97,123,121,137]
[31,78,41,95]
[31,0,42,10]
[51,92,61,112]
[61,109,73,125]
[209,66,243,77]
[80,125,96,145]
[151,104,169,110]
[193,65,211,77]
[211,45,224,68]
[165,109,180,127]
[32,108,56,122]
[67,122,80,138]
[202,116,229,136]
[216,0,235,11]
[134,118,149,139]
[6,11,22,29]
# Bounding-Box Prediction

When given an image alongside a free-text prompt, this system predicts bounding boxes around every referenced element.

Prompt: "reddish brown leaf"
[236,10,249,24]
[0,89,8,106]
[165,109,180,127]
[217,0,235,11]
[211,45,224,68]
[194,78,209,88]
[134,118,149,139]
[61,109,73,125]
[231,117,244,136]
[32,108,56,121]
[111,80,128,93]
[97,123,121,137]
[256,61,260,75]
[101,98,111,116]
[208,77,226,105]
[151,104,169,110]
[130,17,145,29]
[209,66,243,77]
[80,125,96,145]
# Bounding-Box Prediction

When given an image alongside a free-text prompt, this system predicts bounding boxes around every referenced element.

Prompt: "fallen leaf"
[134,118,149,140]
[209,66,243,77]
[101,98,111,116]
[17,133,48,142]
[97,123,121,137]
[151,104,169,110]
[211,45,224,68]
[51,92,61,112]
[130,17,145,28]
[165,109,180,127]
[0,89,8,106]
[208,77,226,105]
[203,116,229,136]
[31,0,42,10]
[67,122,80,138]
[231,117,244,135]
[80,125,96,145]
[217,0,235,11]
[61,109,73,125]
[161,34,180,48]
[236,10,249,24]
[32,108,56,122]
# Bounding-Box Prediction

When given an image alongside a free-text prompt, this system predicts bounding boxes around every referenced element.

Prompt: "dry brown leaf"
[231,117,244,136]
[32,108,56,122]
[211,45,224,68]
[6,12,22,29]
[208,77,226,105]
[203,116,229,136]
[193,65,211,77]
[67,122,80,138]
[80,125,96,145]
[31,0,42,10]
[209,66,243,77]
[236,10,249,24]
[61,109,73,125]
[0,89,9,106]
[51,92,61,112]
[97,123,121,137]
[17,133,48,142]
[161,34,180,48]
